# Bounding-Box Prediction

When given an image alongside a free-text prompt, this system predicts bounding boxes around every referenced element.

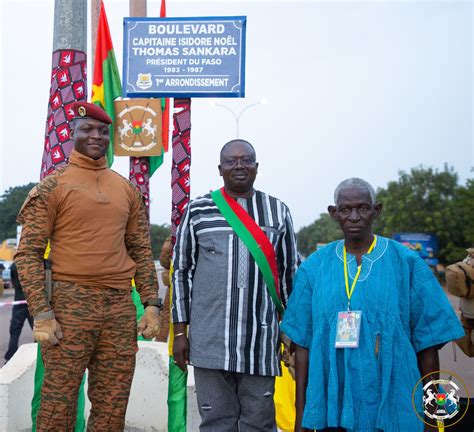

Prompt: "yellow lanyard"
[343,235,377,309]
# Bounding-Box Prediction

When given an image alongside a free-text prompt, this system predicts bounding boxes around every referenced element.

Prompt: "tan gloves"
[138,305,161,339]
[33,318,63,345]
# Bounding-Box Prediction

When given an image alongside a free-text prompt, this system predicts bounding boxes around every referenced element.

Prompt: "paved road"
[0,288,33,365]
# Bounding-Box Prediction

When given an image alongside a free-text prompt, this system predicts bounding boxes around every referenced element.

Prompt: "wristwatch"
[143,298,163,310]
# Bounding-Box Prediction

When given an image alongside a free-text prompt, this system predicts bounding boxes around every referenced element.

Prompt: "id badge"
[335,310,362,348]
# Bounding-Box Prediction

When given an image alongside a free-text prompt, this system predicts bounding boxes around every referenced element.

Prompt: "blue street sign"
[123,16,246,98]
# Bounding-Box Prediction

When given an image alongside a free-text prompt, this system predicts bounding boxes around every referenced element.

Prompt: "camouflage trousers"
[37,281,137,432]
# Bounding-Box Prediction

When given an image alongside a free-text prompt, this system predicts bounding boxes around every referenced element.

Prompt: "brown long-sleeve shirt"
[15,150,158,317]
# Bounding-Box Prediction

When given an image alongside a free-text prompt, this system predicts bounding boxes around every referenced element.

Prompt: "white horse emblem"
[142,118,156,139]
[423,389,436,407]
[118,120,133,139]
[446,389,459,408]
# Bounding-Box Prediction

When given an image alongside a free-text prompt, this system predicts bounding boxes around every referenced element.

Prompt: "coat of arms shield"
[113,99,163,156]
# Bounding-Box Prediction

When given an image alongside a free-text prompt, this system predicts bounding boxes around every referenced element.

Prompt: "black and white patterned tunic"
[172,191,298,376]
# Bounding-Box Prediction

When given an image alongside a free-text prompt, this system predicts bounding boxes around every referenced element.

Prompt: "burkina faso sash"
[211,187,284,314]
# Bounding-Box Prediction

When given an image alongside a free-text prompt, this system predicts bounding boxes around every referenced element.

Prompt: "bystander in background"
[4,261,33,363]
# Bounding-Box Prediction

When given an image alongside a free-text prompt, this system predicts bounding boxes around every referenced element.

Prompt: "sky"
[0,0,472,230]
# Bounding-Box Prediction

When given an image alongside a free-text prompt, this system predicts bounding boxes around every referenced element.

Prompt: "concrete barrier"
[0,342,200,431]
[0,344,36,432]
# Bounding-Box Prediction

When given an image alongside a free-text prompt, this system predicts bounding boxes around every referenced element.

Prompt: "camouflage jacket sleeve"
[15,179,58,317]
[125,186,159,305]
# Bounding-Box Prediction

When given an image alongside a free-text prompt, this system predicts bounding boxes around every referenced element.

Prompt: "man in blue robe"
[281,178,464,432]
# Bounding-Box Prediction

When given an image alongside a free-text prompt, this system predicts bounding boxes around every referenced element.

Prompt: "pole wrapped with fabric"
[34,2,88,429]
[40,35,87,177]
[170,99,192,242]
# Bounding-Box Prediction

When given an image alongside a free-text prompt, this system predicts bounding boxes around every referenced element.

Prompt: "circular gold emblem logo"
[412,370,470,429]
[78,106,86,117]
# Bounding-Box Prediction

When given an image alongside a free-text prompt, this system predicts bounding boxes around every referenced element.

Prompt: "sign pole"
[91,0,101,64]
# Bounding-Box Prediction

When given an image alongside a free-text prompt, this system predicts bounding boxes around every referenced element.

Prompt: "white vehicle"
[1,260,13,289]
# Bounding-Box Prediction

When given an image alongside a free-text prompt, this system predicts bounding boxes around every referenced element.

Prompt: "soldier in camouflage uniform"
[15,102,161,432]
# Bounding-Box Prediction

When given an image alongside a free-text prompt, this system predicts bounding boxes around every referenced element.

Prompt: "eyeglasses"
[221,157,257,168]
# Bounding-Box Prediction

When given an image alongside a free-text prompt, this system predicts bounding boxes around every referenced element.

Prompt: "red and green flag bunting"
[40,50,87,180]
[168,98,192,431]
[91,0,121,168]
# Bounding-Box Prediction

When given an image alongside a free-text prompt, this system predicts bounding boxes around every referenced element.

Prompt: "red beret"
[71,102,112,125]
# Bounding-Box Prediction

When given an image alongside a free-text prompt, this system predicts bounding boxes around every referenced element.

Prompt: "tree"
[0,183,36,241]
[297,213,342,257]
[150,223,171,261]
[455,178,474,248]
[373,165,470,264]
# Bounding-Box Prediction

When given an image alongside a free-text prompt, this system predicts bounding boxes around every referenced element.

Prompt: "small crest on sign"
[136,73,152,90]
